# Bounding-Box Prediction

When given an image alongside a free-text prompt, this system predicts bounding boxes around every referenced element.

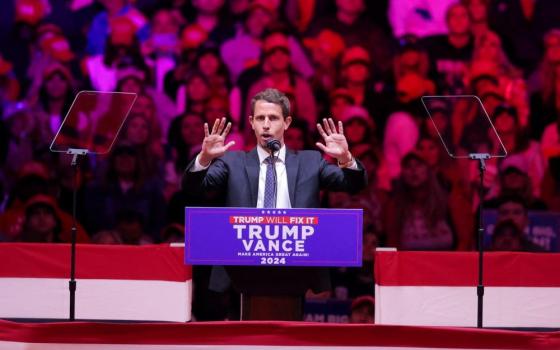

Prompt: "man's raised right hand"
[198,117,236,167]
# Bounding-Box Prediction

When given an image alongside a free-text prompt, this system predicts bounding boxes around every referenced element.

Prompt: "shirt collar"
[257,143,286,164]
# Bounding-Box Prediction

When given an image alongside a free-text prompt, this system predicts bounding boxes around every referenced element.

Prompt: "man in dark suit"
[183,88,367,320]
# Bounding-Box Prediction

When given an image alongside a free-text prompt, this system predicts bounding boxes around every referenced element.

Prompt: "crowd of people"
[0,0,559,322]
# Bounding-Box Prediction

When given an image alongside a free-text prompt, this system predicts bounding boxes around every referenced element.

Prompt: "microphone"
[265,139,281,152]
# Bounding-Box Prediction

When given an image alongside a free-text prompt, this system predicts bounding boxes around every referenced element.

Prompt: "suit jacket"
[182,148,367,207]
[182,148,367,295]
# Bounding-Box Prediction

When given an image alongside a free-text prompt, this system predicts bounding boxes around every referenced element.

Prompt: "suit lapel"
[286,149,299,207]
[245,148,260,207]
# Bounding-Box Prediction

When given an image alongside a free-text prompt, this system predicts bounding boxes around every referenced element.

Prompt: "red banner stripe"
[0,243,191,281]
[375,251,560,287]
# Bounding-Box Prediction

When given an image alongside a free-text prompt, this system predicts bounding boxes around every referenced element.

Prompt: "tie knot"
[265,156,275,165]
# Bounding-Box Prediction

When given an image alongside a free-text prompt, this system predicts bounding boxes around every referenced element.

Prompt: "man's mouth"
[262,133,272,140]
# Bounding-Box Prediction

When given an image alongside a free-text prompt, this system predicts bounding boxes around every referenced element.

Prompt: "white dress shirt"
[255,144,291,209]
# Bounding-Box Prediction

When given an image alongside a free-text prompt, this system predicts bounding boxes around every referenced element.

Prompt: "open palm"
[199,118,235,165]
[316,118,351,162]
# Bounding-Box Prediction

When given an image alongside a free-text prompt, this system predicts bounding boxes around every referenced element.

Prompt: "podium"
[184,207,363,320]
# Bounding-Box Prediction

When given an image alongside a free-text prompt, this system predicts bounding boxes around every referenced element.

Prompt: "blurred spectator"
[540,156,560,211]
[181,70,212,114]
[491,104,545,196]
[85,16,149,91]
[389,0,458,38]
[382,73,435,185]
[351,144,388,234]
[385,152,456,250]
[1,0,50,90]
[0,56,21,103]
[469,31,529,126]
[204,95,230,125]
[462,0,490,38]
[19,194,63,243]
[490,219,542,252]
[495,194,530,233]
[164,23,208,103]
[339,105,377,149]
[486,165,547,210]
[246,30,317,130]
[488,0,560,75]
[2,102,47,183]
[423,3,473,94]
[284,118,312,151]
[221,0,275,82]
[93,209,154,245]
[307,0,394,77]
[33,63,75,141]
[142,8,181,93]
[493,196,545,252]
[328,88,355,120]
[304,29,346,114]
[121,113,164,180]
[339,46,391,129]
[86,0,149,56]
[167,112,205,175]
[540,113,560,164]
[393,37,431,80]
[529,29,560,139]
[188,0,231,44]
[416,135,474,250]
[349,295,375,323]
[84,143,166,241]
[1,188,89,243]
[194,46,231,98]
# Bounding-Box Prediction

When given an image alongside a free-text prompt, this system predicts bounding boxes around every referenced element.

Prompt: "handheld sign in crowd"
[185,207,363,267]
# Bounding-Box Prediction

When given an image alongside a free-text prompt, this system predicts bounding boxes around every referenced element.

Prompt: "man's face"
[265,47,291,72]
[249,100,291,148]
[497,202,528,230]
[336,0,365,16]
[344,63,369,84]
[447,5,470,35]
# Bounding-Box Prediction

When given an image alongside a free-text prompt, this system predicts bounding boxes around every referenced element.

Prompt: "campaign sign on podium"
[185,207,363,267]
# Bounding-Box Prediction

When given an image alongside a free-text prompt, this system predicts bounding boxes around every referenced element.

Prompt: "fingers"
[338,120,344,135]
[223,140,236,151]
[211,118,220,134]
[217,117,227,134]
[221,122,232,137]
[322,118,333,135]
[315,142,327,153]
[316,123,328,139]
[328,118,337,134]
[204,123,210,137]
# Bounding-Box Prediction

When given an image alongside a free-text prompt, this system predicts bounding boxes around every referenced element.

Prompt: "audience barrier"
[375,250,560,328]
[0,243,192,322]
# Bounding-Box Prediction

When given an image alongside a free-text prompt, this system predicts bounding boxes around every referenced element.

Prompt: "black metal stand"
[470,153,490,328]
[68,149,87,321]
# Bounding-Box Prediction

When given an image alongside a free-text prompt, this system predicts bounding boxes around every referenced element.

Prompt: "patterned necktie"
[263,156,276,208]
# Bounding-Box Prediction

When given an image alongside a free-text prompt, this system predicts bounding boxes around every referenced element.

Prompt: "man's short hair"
[496,194,528,213]
[250,88,291,118]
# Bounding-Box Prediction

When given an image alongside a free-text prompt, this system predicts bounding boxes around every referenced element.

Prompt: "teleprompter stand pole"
[470,152,490,328]
[68,148,88,321]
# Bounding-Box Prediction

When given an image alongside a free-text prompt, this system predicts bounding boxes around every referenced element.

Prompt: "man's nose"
[263,118,271,128]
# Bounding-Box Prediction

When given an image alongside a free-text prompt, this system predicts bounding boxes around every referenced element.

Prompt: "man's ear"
[284,116,292,130]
